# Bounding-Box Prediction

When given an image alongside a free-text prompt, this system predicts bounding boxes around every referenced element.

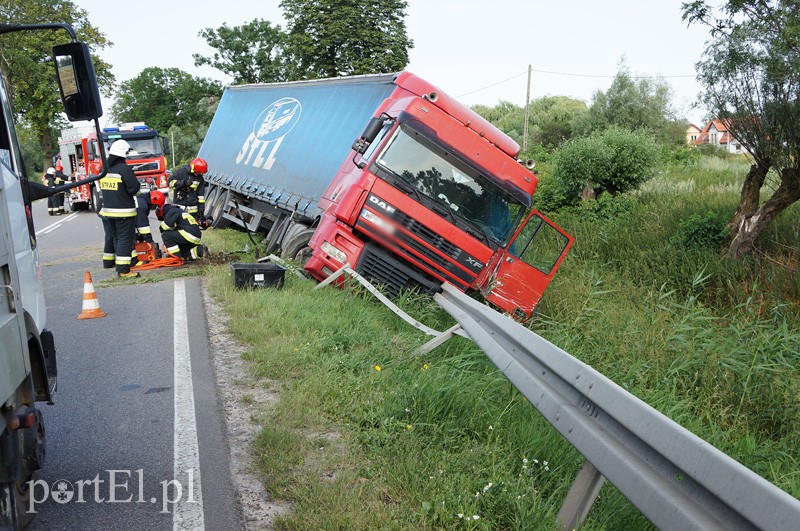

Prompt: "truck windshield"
[103,136,162,157]
[375,126,523,245]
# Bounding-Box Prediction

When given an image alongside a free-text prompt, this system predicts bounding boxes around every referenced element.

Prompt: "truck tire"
[207,188,231,229]
[281,227,316,263]
[91,186,102,212]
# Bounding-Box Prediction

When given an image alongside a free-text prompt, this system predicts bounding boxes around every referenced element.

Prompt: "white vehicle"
[0,23,106,528]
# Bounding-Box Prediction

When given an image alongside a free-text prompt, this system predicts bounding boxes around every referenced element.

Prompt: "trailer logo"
[235,97,302,170]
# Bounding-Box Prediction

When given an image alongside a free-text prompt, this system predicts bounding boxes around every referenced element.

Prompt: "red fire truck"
[57,122,170,211]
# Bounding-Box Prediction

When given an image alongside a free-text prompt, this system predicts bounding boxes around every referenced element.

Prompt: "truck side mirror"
[352,117,385,155]
[52,41,103,121]
[160,135,171,155]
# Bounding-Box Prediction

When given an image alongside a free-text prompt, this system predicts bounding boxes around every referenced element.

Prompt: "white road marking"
[173,280,205,530]
[35,212,79,236]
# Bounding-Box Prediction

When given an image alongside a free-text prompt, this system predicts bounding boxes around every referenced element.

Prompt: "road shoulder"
[201,278,292,529]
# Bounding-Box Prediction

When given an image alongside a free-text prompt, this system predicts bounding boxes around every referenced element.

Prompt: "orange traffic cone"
[77,271,107,320]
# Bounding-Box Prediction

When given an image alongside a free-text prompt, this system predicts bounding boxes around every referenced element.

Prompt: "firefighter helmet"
[190,157,208,174]
[156,203,173,221]
[46,167,56,175]
[150,190,166,209]
[109,139,138,158]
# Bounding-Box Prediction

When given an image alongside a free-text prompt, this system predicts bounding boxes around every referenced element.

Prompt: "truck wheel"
[92,187,103,212]
[208,188,231,229]
[281,227,316,263]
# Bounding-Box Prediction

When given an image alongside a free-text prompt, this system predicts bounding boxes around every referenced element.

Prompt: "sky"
[70,0,713,127]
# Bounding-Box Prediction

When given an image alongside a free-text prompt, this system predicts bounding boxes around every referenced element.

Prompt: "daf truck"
[200,73,573,318]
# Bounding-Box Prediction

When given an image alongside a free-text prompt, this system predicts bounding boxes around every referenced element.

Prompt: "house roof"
[694,118,736,145]
[686,123,702,132]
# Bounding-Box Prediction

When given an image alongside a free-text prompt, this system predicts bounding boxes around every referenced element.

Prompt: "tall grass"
[202,153,800,528]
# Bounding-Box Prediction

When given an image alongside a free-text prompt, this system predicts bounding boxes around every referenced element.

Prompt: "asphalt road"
[25,199,241,530]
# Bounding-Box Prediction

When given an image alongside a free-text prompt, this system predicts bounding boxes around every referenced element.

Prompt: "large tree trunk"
[727,160,770,237]
[37,126,55,174]
[728,166,800,258]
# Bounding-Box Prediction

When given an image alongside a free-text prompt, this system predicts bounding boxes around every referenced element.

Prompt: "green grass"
[202,154,800,529]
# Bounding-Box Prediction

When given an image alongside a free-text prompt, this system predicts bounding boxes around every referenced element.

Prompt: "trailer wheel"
[207,188,231,229]
[281,228,316,263]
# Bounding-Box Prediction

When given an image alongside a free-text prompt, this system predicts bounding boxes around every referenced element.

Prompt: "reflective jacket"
[169,165,205,213]
[99,156,139,218]
[159,205,201,244]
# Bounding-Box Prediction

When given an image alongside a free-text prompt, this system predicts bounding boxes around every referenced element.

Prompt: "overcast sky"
[71,0,712,126]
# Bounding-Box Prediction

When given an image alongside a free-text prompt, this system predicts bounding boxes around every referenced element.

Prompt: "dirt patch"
[202,279,292,529]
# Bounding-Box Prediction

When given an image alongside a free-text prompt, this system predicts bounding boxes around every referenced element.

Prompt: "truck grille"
[392,211,460,259]
[356,244,441,298]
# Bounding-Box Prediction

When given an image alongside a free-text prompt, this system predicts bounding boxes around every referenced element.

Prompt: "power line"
[456,68,697,98]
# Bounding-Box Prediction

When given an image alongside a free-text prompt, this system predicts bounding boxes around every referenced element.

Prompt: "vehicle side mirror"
[52,41,103,121]
[160,135,170,155]
[352,117,384,155]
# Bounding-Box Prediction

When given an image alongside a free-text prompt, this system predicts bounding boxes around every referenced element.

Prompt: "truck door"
[476,210,573,320]
[0,164,31,396]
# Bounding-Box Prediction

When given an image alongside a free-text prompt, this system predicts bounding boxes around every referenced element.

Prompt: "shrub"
[553,127,660,202]
[571,191,637,222]
[671,213,730,249]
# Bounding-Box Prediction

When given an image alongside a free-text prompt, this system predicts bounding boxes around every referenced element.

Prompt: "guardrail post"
[556,459,605,530]
[412,324,462,356]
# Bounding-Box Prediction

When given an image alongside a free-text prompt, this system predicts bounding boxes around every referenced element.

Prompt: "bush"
[531,172,569,212]
[553,127,660,201]
[671,213,730,249]
[571,191,637,222]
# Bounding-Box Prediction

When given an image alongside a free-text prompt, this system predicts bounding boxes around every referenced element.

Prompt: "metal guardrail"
[433,282,800,530]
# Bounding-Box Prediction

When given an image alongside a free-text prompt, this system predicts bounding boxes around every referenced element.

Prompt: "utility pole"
[171,131,175,167]
[523,64,532,152]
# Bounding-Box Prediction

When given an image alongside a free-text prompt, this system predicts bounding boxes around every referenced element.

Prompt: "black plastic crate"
[230,262,286,289]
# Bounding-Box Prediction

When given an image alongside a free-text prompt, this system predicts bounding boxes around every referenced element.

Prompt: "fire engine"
[57,122,170,211]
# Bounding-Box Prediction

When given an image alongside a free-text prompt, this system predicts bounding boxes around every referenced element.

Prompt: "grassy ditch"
[201,157,799,529]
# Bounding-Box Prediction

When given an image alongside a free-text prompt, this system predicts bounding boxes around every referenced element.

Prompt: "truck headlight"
[320,241,347,264]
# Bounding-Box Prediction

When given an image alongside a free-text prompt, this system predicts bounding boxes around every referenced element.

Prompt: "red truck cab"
[306,72,573,319]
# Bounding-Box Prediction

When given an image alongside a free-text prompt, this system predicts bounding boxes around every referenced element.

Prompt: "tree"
[193,19,286,84]
[0,0,113,172]
[527,96,589,148]
[553,127,659,201]
[280,0,413,79]
[684,1,800,257]
[110,67,222,133]
[575,63,678,142]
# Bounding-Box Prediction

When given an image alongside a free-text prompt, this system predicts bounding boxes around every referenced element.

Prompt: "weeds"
[204,154,800,528]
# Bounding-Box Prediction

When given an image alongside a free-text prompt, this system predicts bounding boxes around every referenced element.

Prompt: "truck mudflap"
[26,327,56,404]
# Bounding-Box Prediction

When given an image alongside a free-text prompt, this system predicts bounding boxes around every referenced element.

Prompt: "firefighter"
[99,139,141,278]
[43,167,66,215]
[135,190,166,243]
[169,157,208,222]
[157,203,204,260]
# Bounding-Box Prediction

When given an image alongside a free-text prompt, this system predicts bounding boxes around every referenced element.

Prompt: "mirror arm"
[0,23,77,40]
